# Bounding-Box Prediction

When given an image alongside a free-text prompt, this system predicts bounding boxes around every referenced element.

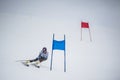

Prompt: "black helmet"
[43,47,47,51]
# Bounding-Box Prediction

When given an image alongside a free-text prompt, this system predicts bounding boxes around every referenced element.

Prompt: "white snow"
[0,0,120,80]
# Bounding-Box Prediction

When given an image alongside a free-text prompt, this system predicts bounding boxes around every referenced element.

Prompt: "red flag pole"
[81,27,82,41]
[81,21,83,41]
[88,28,92,42]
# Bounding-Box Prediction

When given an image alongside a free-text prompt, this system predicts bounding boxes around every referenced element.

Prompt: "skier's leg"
[39,59,44,63]
[33,57,45,68]
[25,58,38,65]
[39,57,47,63]
[33,57,46,68]
[33,59,40,68]
[29,58,39,62]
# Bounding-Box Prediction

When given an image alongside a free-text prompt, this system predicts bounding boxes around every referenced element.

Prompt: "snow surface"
[0,0,120,80]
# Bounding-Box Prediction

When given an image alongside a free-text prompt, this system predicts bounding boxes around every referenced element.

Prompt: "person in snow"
[25,47,48,66]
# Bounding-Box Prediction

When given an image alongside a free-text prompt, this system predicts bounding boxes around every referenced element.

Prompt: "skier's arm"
[38,51,42,58]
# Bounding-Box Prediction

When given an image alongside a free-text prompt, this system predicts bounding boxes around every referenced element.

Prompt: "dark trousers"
[29,58,39,62]
[29,57,47,63]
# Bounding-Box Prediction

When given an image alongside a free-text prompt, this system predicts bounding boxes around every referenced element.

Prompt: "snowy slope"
[0,0,120,80]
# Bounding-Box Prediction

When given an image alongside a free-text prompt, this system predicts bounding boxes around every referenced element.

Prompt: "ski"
[16,60,40,68]
[22,62,29,67]
[32,63,40,68]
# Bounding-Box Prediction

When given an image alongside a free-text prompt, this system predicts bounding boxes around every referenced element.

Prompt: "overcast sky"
[0,0,120,28]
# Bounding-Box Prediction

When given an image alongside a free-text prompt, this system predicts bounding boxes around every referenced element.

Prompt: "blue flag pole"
[64,34,66,72]
[50,34,54,71]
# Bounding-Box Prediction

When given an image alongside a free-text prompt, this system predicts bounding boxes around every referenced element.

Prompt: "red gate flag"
[81,22,89,28]
[80,21,92,41]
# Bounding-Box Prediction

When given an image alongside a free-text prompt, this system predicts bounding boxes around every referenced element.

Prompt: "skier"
[24,47,48,68]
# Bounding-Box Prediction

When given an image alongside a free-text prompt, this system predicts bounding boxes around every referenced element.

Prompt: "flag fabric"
[52,40,65,50]
[81,22,89,28]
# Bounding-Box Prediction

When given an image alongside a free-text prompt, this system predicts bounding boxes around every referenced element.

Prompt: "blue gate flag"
[50,34,66,72]
[52,40,65,50]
